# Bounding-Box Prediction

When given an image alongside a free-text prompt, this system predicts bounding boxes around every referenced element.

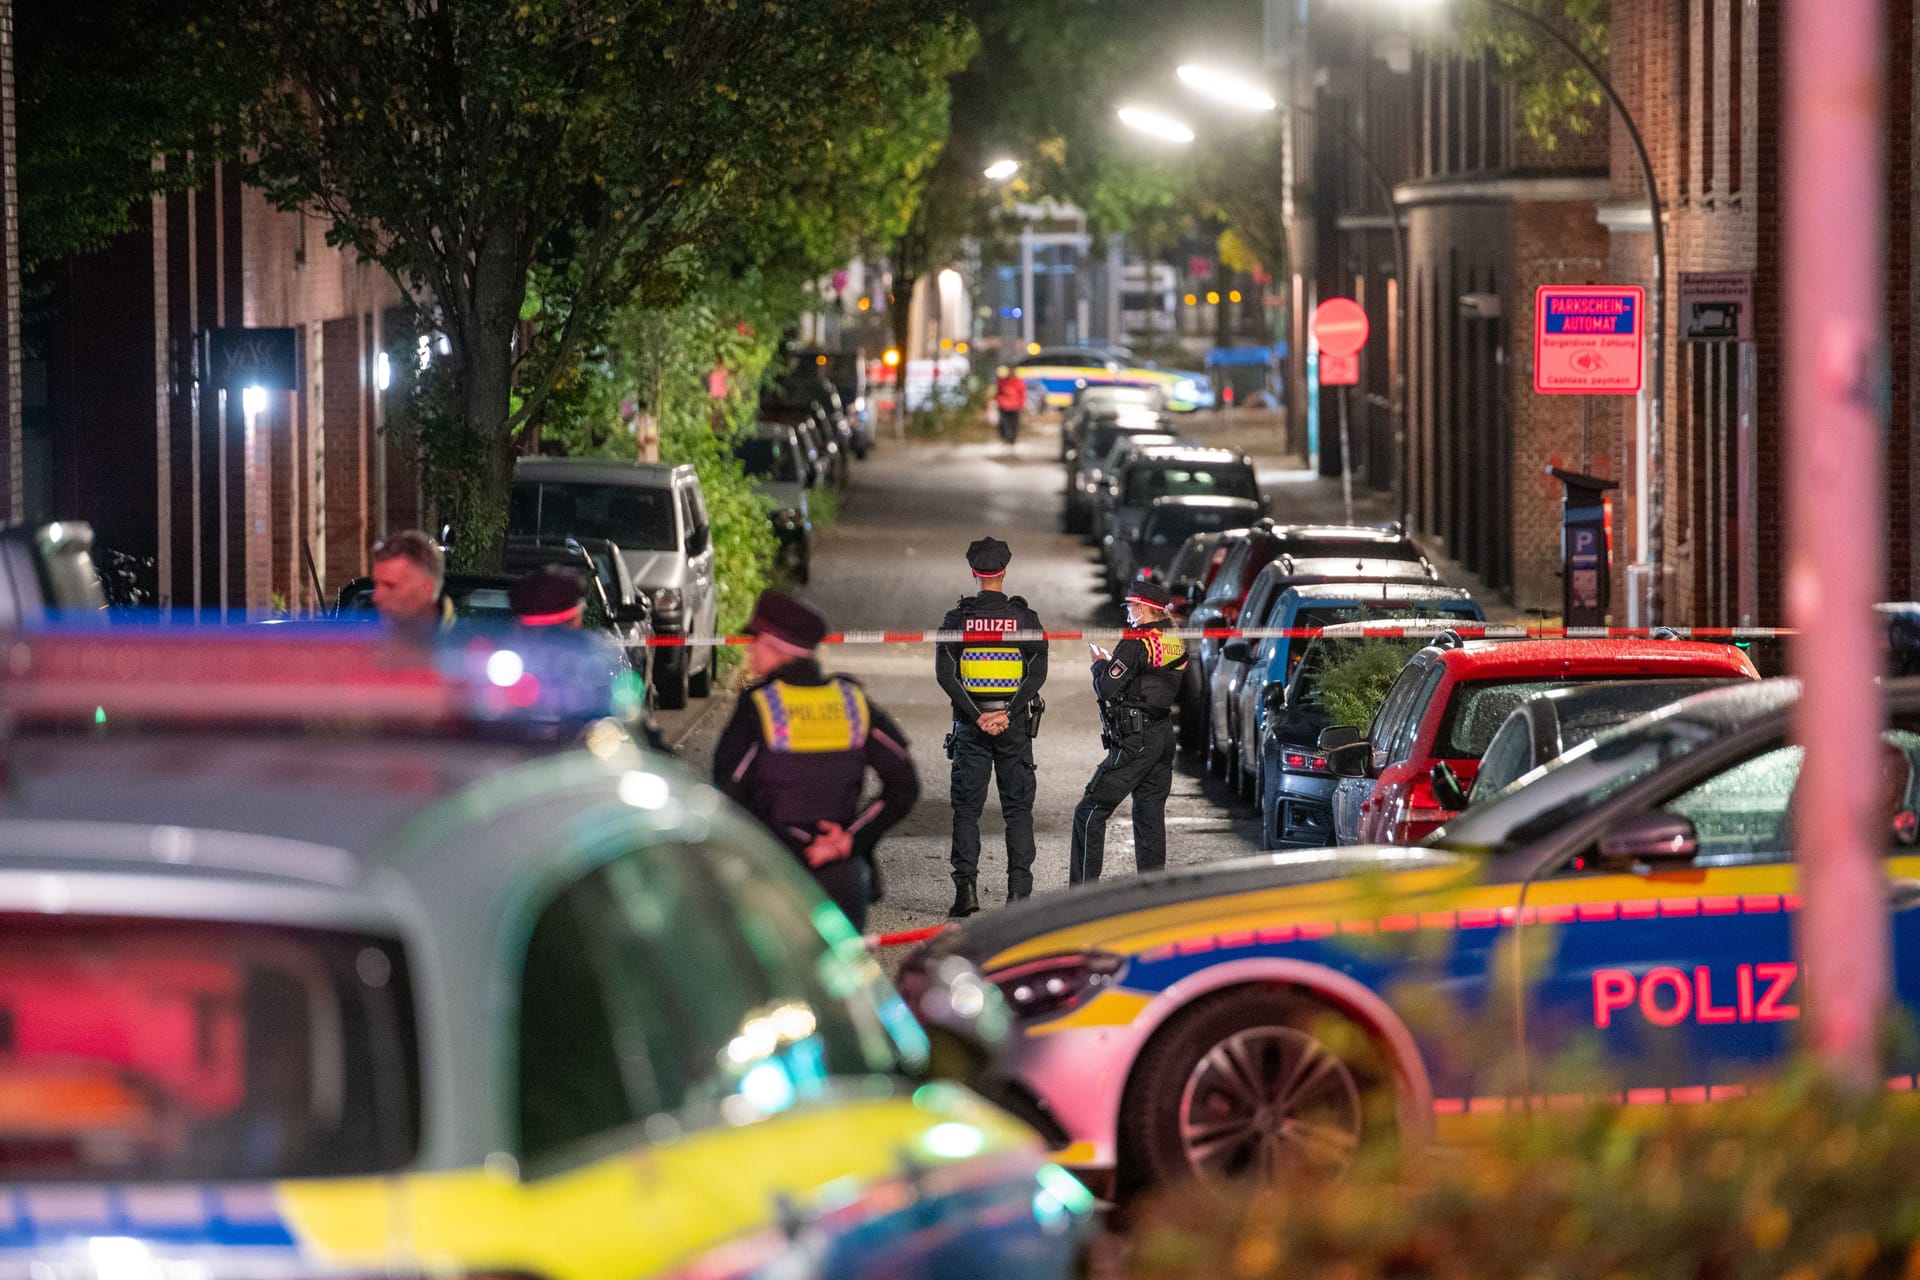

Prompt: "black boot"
[1007,880,1031,904]
[947,878,980,918]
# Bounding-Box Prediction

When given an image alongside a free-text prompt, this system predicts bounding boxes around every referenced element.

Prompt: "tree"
[234,0,960,561]
[15,0,261,273]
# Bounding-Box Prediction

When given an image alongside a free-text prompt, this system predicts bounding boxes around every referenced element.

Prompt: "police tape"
[864,924,949,949]
[639,625,1800,648]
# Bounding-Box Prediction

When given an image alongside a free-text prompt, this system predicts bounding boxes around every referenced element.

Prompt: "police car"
[1015,348,1211,413]
[0,625,1090,1278]
[904,678,1920,1198]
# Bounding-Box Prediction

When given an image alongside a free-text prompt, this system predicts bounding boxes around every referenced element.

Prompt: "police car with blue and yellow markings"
[905,677,1920,1198]
[0,625,1090,1280]
[1015,348,1212,413]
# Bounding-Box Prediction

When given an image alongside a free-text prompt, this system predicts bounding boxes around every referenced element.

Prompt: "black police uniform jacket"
[935,590,1048,721]
[713,657,920,865]
[1091,619,1186,713]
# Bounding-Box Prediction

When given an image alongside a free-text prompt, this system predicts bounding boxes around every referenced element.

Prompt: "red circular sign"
[1311,298,1371,357]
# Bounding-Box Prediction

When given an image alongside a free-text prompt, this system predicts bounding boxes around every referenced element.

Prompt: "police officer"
[1070,578,1186,884]
[936,537,1048,917]
[714,590,920,928]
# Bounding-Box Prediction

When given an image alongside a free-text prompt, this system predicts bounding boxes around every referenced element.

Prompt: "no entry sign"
[1534,285,1645,395]
[1311,298,1370,358]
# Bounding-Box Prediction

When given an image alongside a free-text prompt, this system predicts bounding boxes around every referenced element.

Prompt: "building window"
[1700,0,1716,198]
[1728,0,1744,196]
[1676,0,1691,203]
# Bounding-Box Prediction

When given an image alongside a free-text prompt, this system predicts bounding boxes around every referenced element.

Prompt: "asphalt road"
[670,420,1266,938]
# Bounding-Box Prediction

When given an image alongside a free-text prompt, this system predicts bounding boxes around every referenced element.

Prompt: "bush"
[1314,639,1424,729]
[1127,1068,1920,1280]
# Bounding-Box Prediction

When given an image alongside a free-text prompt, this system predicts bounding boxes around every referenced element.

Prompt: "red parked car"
[1324,634,1761,845]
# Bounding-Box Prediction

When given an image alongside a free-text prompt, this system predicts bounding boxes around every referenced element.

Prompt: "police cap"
[1123,578,1173,611]
[743,588,829,650]
[966,536,1013,577]
[510,565,585,625]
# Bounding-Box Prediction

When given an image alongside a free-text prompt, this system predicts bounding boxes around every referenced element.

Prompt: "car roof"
[1315,618,1528,639]
[1255,557,1435,584]
[1147,494,1263,511]
[1127,446,1246,464]
[515,457,687,487]
[1436,637,1758,677]
[1282,582,1473,602]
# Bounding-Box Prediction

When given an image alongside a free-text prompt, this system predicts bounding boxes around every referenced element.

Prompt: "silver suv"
[510,458,718,708]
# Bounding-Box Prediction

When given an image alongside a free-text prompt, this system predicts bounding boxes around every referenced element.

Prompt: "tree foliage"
[1444,0,1610,150]
[15,0,260,273]
[232,0,960,563]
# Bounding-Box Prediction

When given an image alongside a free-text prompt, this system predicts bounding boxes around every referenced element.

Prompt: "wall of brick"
[320,316,366,590]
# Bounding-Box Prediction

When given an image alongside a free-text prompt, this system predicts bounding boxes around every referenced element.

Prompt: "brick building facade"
[40,167,411,614]
[1286,0,1920,621]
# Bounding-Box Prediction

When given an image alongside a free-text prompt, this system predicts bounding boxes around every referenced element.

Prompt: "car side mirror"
[1261,683,1288,716]
[1430,762,1470,812]
[1185,583,1204,605]
[687,525,710,556]
[897,954,1011,1084]
[1327,741,1373,777]
[1222,639,1252,663]
[1596,812,1700,867]
[614,601,650,626]
[1318,724,1365,752]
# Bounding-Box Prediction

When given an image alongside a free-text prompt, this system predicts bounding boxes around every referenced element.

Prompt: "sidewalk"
[1167,409,1527,624]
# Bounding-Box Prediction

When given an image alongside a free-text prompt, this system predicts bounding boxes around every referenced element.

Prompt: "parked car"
[505,536,653,683]
[794,348,874,457]
[1257,618,1515,850]
[1461,677,1744,805]
[335,572,518,621]
[0,625,1088,1277]
[1063,415,1176,535]
[1109,495,1263,600]
[1101,447,1264,591]
[1164,529,1236,624]
[1326,635,1762,845]
[1236,581,1486,807]
[1061,383,1165,459]
[1184,521,1431,699]
[1084,433,1184,542]
[1207,558,1443,782]
[509,458,718,709]
[905,674,1920,1199]
[0,520,110,625]
[738,423,814,584]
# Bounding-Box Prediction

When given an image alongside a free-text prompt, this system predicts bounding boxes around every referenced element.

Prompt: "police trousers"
[949,718,1038,894]
[1069,717,1176,884]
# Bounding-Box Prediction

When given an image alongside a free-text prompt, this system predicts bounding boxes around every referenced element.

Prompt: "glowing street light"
[1116,105,1195,144]
[1175,64,1277,112]
[983,158,1020,181]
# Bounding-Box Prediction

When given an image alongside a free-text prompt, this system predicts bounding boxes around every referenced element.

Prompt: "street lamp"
[1175,64,1277,112]
[1173,63,1411,528]
[1116,105,1196,144]
[983,158,1020,181]
[1397,0,1669,622]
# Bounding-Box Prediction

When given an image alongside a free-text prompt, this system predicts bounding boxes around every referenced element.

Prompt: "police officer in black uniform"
[714,590,920,928]
[936,537,1048,917]
[1070,578,1187,884]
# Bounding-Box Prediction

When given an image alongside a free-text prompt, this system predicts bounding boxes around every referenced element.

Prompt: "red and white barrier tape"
[639,624,1799,648]
[864,924,950,950]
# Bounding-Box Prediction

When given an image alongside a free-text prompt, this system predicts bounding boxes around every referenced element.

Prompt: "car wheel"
[1206,720,1227,779]
[795,549,811,585]
[1258,775,1280,851]
[1121,988,1388,1194]
[656,654,688,710]
[688,650,712,698]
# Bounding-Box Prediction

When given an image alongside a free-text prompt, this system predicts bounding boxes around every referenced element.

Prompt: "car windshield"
[1433,710,1735,851]
[509,481,679,552]
[1143,505,1254,551]
[738,438,803,483]
[1436,678,1591,757]
[0,915,418,1181]
[1123,462,1258,506]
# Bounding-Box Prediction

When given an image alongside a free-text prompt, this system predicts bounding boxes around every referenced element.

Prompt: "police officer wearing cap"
[714,589,920,928]
[936,537,1048,917]
[1070,577,1186,884]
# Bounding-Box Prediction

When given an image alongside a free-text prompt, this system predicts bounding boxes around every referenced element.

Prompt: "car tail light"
[1281,748,1329,772]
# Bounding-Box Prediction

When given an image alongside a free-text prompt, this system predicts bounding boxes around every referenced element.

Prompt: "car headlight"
[1174,378,1199,400]
[989,952,1128,1023]
[651,587,683,613]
